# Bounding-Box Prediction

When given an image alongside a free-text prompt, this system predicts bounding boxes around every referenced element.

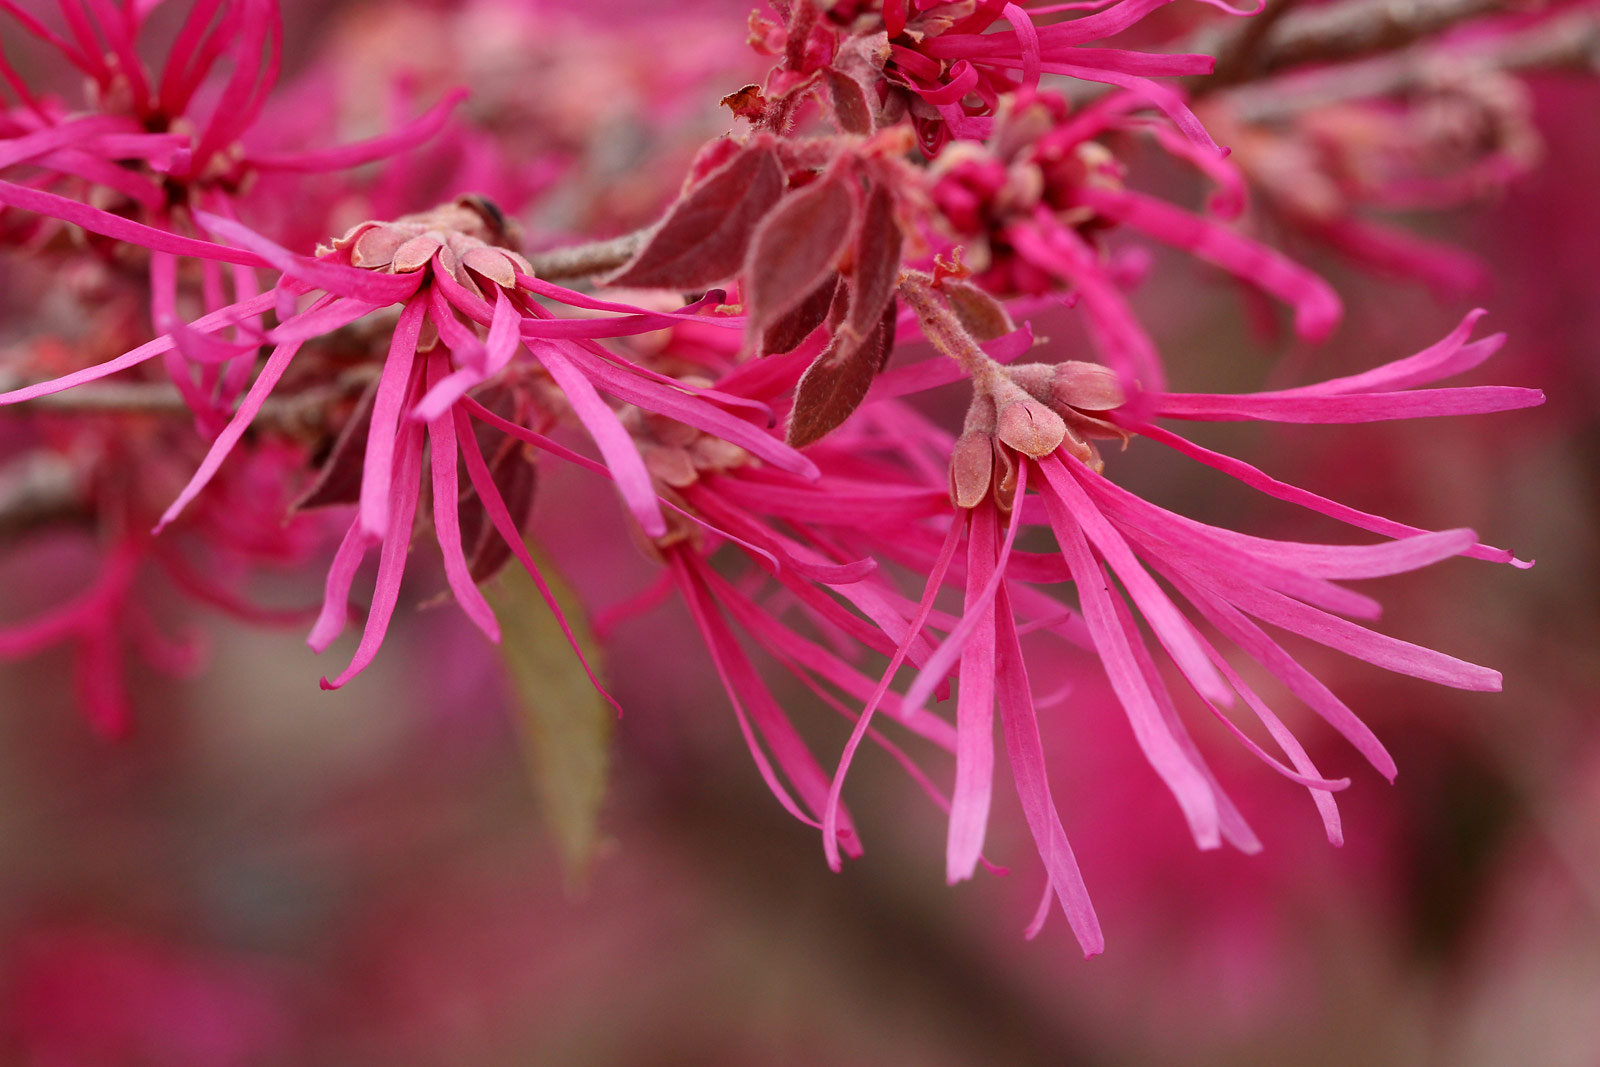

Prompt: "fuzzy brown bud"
[949,431,995,510]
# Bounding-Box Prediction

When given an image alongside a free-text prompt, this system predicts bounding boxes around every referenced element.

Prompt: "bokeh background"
[2,0,1598,1063]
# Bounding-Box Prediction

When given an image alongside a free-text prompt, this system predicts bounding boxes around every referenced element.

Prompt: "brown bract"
[324,196,533,298]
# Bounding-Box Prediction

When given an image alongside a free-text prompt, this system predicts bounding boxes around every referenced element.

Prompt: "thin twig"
[0,452,85,539]
[1222,8,1600,122]
[1203,0,1305,87]
[1192,0,1520,95]
[0,366,379,433]
[524,231,645,281]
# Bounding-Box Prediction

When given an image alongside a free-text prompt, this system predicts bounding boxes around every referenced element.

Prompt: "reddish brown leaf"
[760,271,841,356]
[940,279,1015,341]
[786,298,895,448]
[824,69,874,135]
[875,295,899,371]
[720,84,768,122]
[604,138,785,290]
[292,381,377,511]
[745,164,859,334]
[846,182,902,339]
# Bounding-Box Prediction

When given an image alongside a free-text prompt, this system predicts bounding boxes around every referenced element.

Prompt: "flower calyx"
[325,195,531,297]
[948,359,1129,510]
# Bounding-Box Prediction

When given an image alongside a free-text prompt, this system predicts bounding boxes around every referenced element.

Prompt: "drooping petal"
[423,354,501,642]
[321,419,427,690]
[1041,477,1223,848]
[357,292,428,539]
[530,341,667,538]
[993,585,1104,954]
[948,501,1000,884]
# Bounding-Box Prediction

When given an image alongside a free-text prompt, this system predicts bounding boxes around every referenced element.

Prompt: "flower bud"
[949,431,995,510]
[996,397,1067,458]
[1051,360,1124,411]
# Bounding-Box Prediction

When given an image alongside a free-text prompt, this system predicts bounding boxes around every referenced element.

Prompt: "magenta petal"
[1180,555,1503,691]
[154,330,319,533]
[1078,186,1341,340]
[0,114,132,169]
[672,553,862,855]
[0,178,268,266]
[555,344,816,479]
[358,293,428,539]
[321,420,426,690]
[427,283,489,368]
[1168,571,1397,780]
[267,297,382,344]
[1043,478,1223,847]
[1264,311,1495,396]
[483,287,523,374]
[699,567,955,750]
[1042,458,1232,705]
[424,355,500,642]
[308,520,370,652]
[454,407,621,712]
[823,515,965,871]
[248,88,468,171]
[1126,418,1529,567]
[1199,641,1347,845]
[1151,386,1544,423]
[1103,590,1261,854]
[993,585,1104,956]
[1076,468,1382,618]
[195,210,423,304]
[948,502,999,884]
[0,290,278,405]
[531,341,667,538]
[901,466,1030,718]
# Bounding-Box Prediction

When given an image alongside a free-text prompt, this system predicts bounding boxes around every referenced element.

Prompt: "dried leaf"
[604,138,785,290]
[786,297,894,447]
[846,182,902,339]
[720,84,768,122]
[760,271,841,356]
[292,380,377,511]
[824,69,874,135]
[489,546,612,889]
[941,279,1015,341]
[746,165,859,334]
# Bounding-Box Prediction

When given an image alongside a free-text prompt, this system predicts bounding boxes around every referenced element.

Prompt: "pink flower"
[0,192,812,690]
[0,0,466,425]
[815,299,1539,953]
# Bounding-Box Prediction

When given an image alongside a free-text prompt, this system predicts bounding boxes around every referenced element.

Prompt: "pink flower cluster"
[0,0,1562,951]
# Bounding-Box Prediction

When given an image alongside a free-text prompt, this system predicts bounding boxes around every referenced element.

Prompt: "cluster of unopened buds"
[3,0,1589,954]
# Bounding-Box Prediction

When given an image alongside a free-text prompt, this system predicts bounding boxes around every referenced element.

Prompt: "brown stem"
[1221,8,1600,122]
[523,231,645,281]
[898,273,1003,389]
[1203,0,1304,87]
[0,367,377,434]
[0,452,85,539]
[1191,0,1520,95]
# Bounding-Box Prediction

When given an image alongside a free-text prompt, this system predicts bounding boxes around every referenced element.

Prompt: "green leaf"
[488,544,612,890]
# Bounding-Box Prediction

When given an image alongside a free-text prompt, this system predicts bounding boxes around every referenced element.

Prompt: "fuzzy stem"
[524,232,646,281]
[899,273,1005,390]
